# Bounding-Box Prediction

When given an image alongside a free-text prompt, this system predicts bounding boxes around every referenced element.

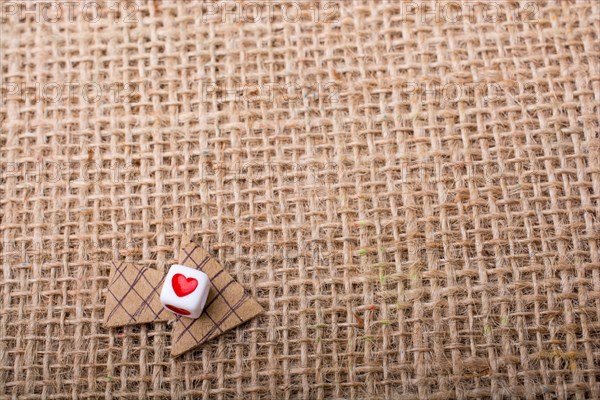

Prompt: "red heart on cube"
[172,273,198,297]
[165,304,191,315]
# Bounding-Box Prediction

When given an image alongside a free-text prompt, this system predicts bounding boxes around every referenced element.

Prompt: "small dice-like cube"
[160,264,211,319]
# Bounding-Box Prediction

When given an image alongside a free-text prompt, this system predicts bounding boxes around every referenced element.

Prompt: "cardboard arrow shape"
[103,235,263,356]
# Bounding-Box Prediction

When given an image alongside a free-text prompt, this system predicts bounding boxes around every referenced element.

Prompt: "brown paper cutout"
[103,261,171,326]
[103,235,263,356]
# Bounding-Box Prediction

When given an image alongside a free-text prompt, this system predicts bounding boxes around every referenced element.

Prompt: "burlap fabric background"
[1,1,599,399]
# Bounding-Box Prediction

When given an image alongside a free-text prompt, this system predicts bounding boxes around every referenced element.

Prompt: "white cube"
[160,264,211,319]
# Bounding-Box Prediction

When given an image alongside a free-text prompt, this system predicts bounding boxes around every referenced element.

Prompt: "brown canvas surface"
[1,1,599,399]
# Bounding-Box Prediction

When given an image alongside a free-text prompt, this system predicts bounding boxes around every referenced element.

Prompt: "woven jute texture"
[1,1,599,399]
